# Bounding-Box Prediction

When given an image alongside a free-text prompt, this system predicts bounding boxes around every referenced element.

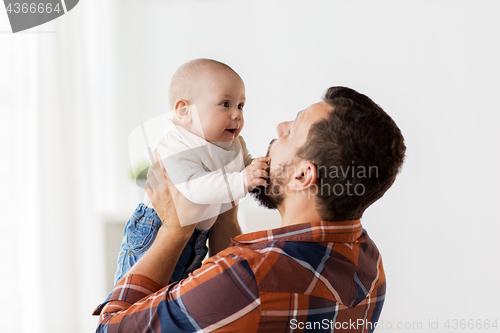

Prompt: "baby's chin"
[209,129,239,148]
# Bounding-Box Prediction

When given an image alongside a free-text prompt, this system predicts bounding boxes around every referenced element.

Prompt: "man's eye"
[238,103,244,110]
[221,101,230,107]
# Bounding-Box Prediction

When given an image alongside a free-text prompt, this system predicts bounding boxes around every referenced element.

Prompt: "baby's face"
[189,69,245,147]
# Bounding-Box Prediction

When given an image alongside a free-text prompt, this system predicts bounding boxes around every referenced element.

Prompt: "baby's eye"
[221,101,230,107]
[238,103,244,110]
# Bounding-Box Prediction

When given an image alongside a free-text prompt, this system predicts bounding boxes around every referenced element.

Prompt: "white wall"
[113,0,500,331]
[2,0,499,332]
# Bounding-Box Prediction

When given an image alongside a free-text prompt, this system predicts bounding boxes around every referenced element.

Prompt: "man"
[93,86,406,332]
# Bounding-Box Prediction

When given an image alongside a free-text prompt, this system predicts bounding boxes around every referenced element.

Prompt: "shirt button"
[128,251,133,255]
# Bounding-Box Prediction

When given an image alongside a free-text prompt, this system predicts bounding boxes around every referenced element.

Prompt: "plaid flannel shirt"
[94,220,386,332]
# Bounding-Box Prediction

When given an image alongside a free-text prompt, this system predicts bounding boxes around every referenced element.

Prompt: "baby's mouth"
[225,128,237,134]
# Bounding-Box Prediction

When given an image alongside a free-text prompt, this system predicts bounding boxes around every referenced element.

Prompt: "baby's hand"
[244,157,269,192]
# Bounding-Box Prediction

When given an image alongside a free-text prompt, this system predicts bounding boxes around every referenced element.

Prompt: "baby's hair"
[168,58,238,110]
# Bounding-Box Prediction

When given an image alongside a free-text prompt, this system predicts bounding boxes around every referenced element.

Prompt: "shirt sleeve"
[175,167,247,204]
[94,253,261,333]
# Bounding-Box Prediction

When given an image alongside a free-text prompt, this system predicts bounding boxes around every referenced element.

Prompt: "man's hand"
[129,149,195,287]
[244,157,269,192]
[144,150,174,223]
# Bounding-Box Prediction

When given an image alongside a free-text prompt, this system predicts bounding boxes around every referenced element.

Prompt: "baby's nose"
[232,109,243,120]
[276,121,292,138]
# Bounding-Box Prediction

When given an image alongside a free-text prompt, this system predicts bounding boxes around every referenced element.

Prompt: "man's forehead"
[295,102,332,124]
[293,105,313,123]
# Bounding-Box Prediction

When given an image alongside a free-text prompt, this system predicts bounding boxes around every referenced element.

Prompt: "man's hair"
[297,86,406,220]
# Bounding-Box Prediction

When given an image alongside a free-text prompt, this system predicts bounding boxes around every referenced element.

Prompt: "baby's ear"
[174,100,191,125]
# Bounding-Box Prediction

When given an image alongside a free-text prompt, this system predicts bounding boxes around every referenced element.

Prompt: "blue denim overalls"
[113,203,211,285]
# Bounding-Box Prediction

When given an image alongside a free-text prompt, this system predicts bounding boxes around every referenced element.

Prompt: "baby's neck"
[171,116,184,128]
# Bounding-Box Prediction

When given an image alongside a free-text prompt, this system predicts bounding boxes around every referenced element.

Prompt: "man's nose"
[276,121,292,138]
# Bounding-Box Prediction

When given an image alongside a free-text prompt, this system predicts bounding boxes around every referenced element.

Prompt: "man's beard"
[249,167,287,210]
[249,139,290,210]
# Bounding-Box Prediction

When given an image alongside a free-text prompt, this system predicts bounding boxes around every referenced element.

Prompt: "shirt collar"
[232,220,363,245]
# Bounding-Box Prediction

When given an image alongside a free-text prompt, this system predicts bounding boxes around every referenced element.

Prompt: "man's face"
[251,101,333,209]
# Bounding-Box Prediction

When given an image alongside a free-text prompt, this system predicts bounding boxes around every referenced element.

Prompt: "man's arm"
[125,151,196,287]
[94,151,261,332]
[209,205,242,257]
[127,223,195,287]
[96,250,261,332]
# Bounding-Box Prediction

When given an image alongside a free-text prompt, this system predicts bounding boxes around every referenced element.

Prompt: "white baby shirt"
[143,119,253,230]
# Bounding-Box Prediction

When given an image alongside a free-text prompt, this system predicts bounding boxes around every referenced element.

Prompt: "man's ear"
[174,100,191,125]
[288,161,317,192]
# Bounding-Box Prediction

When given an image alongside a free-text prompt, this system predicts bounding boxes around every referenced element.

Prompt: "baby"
[114,59,268,285]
